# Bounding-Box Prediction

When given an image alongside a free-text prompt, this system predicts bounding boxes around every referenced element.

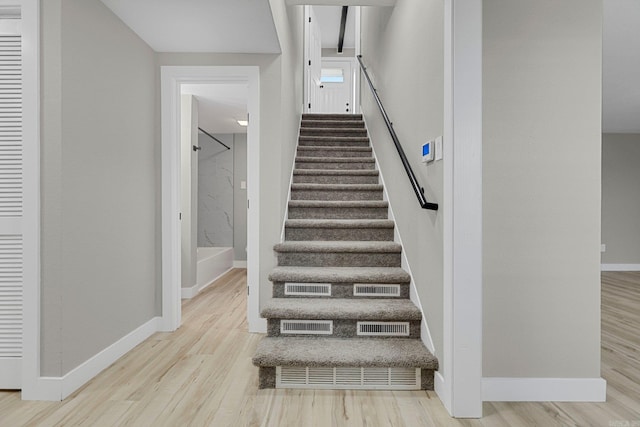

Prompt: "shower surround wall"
[198,133,248,261]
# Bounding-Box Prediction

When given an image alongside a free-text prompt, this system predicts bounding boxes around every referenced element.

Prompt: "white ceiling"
[314,6,356,50]
[603,0,640,133]
[181,84,249,135]
[99,0,281,53]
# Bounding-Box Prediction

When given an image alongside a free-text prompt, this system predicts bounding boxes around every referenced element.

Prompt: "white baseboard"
[0,358,21,389]
[601,264,640,272]
[23,317,161,401]
[482,377,607,402]
[233,260,247,268]
[181,267,234,299]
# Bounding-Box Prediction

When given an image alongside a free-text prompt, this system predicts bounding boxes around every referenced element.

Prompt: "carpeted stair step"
[302,113,363,121]
[295,156,375,170]
[263,298,421,339]
[301,120,365,129]
[296,146,372,158]
[253,337,438,389]
[293,169,379,185]
[274,241,402,267]
[288,200,388,219]
[290,184,383,201]
[298,136,370,147]
[285,219,394,241]
[300,127,368,138]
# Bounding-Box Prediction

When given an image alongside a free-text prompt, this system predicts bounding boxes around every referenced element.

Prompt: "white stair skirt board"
[357,321,409,336]
[29,317,161,401]
[181,267,234,299]
[482,377,607,402]
[276,366,421,390]
[601,264,640,272]
[281,320,333,335]
[285,283,331,296]
[353,283,400,297]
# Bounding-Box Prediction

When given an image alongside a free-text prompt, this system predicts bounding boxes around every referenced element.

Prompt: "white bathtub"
[182,247,234,299]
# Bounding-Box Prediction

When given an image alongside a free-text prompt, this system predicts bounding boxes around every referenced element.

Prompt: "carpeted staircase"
[252,113,438,390]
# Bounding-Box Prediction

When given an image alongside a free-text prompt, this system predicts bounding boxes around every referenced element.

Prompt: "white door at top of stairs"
[0,14,23,390]
[315,59,354,114]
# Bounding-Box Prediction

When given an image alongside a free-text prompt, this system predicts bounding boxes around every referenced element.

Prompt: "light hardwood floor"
[1,270,639,426]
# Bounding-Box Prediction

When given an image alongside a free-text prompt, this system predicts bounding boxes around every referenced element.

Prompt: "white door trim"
[13,0,40,399]
[438,0,483,418]
[160,66,262,333]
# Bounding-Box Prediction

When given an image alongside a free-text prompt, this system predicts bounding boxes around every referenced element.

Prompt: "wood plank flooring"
[1,270,639,426]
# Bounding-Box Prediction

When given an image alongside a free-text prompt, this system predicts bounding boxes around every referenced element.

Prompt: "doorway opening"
[160,66,263,334]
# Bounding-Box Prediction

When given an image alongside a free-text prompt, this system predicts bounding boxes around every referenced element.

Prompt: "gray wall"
[602,133,640,265]
[483,0,602,378]
[233,134,248,261]
[360,2,444,360]
[157,3,304,309]
[197,133,234,248]
[181,95,198,289]
[41,0,158,376]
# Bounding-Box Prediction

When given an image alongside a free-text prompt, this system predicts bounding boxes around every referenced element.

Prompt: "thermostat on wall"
[422,141,434,163]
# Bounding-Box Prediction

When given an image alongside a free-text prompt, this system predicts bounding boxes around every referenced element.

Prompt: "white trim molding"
[601,264,640,272]
[181,267,234,299]
[233,260,247,268]
[24,317,161,401]
[160,66,264,334]
[482,377,607,402]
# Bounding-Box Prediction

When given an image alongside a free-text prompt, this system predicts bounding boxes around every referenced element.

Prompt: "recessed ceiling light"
[237,120,248,126]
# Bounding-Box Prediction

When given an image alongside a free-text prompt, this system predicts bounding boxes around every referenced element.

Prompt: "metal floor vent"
[276,366,421,390]
[357,321,410,336]
[281,320,333,335]
[353,284,401,297]
[285,283,331,296]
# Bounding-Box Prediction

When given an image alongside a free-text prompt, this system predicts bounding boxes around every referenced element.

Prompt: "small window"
[320,68,344,83]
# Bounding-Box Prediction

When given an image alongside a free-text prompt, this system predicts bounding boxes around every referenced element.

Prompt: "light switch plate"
[435,136,443,161]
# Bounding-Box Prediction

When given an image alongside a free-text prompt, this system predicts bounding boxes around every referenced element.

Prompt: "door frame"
[160,66,263,333]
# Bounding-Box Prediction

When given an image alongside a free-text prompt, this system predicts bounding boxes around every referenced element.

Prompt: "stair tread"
[293,169,378,176]
[253,337,438,369]
[274,241,401,253]
[285,219,394,229]
[262,298,421,320]
[269,266,411,283]
[297,146,371,152]
[288,200,388,208]
[302,113,362,120]
[296,156,375,162]
[291,183,383,191]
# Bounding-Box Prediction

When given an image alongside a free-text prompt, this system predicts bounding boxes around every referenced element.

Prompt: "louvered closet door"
[0,23,22,389]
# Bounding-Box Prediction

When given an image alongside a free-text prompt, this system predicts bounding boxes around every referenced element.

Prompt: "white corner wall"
[483,0,605,401]
[180,94,198,289]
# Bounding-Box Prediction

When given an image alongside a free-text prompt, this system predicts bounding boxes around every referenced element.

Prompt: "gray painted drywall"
[157,3,303,310]
[41,0,158,376]
[234,134,248,261]
[483,0,602,378]
[360,1,444,361]
[602,133,640,264]
[197,133,234,248]
[322,48,356,58]
[181,95,198,289]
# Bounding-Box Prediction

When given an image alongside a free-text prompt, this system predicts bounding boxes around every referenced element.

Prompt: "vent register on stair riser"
[252,114,438,391]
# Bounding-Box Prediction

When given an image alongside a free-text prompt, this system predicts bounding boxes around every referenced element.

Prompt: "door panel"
[305,6,322,113]
[317,60,354,114]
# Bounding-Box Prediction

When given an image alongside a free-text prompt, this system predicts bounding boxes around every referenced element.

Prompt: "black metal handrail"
[356,55,438,211]
[198,127,231,150]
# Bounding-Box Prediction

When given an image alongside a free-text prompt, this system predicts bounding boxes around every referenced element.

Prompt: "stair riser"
[277,252,401,268]
[272,282,410,299]
[296,149,372,158]
[293,174,379,185]
[298,138,370,147]
[295,161,375,170]
[257,367,435,391]
[302,114,363,121]
[300,128,368,137]
[301,120,365,129]
[267,319,420,339]
[288,206,388,220]
[285,227,394,241]
[291,189,383,202]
